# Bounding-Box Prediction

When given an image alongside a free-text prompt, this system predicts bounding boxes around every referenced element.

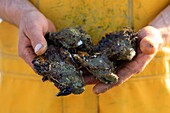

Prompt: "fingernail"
[140,37,158,55]
[34,43,43,53]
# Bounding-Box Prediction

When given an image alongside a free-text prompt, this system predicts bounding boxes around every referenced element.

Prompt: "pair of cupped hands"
[18,10,163,94]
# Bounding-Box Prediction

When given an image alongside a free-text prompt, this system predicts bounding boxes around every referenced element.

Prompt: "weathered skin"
[32,27,137,96]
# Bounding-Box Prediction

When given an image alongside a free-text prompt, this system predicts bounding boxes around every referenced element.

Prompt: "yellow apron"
[0,0,170,113]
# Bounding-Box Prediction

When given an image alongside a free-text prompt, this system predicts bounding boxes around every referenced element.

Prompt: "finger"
[18,32,36,68]
[25,25,47,56]
[22,47,36,68]
[92,82,112,94]
[83,75,99,85]
[140,36,159,55]
[138,26,163,55]
[81,68,99,84]
[93,52,154,94]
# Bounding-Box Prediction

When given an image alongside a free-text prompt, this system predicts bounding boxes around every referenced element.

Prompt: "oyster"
[32,27,137,96]
[94,27,137,61]
[73,54,118,84]
[33,27,94,96]
[46,27,94,54]
[32,45,85,96]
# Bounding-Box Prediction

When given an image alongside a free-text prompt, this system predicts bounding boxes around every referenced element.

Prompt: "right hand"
[84,26,164,94]
[18,9,56,68]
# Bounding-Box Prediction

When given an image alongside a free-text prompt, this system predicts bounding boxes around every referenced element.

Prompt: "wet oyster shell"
[73,53,118,84]
[32,27,138,96]
[32,45,85,96]
[94,27,137,61]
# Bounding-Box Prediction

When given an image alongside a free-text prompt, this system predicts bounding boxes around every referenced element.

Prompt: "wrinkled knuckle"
[25,23,38,35]
[27,22,36,30]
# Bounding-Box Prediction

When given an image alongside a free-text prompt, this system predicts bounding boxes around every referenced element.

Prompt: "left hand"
[84,26,164,94]
[18,9,56,68]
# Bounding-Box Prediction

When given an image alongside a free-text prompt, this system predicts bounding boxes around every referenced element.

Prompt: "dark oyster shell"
[94,27,137,61]
[32,45,85,96]
[73,54,118,84]
[46,27,94,54]
[32,27,137,96]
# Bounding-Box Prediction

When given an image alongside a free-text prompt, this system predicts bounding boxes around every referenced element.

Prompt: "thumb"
[27,28,47,56]
[30,20,56,56]
[138,26,163,55]
[140,36,159,55]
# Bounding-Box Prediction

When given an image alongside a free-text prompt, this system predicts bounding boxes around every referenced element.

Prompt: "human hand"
[84,26,164,94]
[18,9,56,68]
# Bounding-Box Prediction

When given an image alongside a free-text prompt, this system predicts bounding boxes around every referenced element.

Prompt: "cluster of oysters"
[32,27,138,96]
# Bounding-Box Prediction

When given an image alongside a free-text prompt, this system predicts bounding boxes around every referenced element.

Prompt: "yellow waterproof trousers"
[0,0,170,113]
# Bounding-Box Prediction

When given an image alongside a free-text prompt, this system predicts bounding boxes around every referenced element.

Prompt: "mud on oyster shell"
[32,27,138,96]
[45,27,94,54]
[94,27,138,61]
[73,53,118,84]
[32,45,85,96]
